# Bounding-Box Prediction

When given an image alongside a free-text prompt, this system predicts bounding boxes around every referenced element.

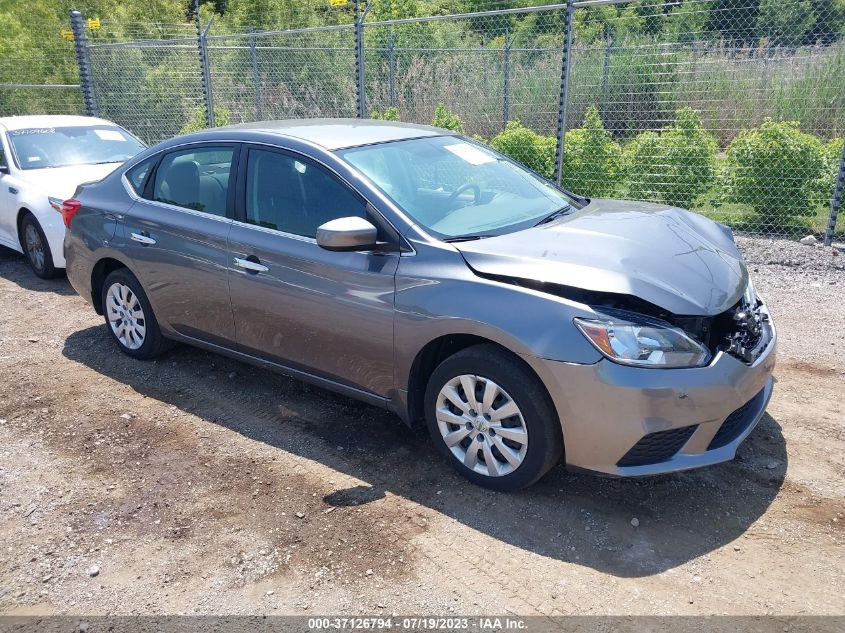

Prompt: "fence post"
[194,0,215,127]
[354,0,366,118]
[387,30,396,109]
[250,31,263,121]
[553,0,574,185]
[69,9,99,117]
[502,26,511,130]
[824,140,845,246]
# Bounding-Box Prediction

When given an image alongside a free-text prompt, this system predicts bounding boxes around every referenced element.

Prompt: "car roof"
[217,118,451,150]
[0,114,120,132]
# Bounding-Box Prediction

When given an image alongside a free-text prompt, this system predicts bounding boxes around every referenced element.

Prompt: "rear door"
[226,145,399,397]
[121,143,239,346]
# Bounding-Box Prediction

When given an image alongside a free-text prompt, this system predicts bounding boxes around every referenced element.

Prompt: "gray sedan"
[64,120,776,491]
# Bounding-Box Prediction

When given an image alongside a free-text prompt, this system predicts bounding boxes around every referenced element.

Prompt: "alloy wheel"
[106,282,146,350]
[24,223,45,272]
[435,374,528,477]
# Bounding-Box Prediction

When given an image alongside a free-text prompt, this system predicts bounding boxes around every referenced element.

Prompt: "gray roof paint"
[217,118,450,150]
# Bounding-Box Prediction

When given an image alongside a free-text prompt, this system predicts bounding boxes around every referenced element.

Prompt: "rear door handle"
[234,257,268,274]
[8,187,18,195]
[130,232,156,246]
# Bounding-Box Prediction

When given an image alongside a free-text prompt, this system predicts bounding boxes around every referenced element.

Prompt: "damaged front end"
[483,273,772,367]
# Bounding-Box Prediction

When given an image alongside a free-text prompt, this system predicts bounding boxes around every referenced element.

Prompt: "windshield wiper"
[443,235,491,243]
[534,204,573,226]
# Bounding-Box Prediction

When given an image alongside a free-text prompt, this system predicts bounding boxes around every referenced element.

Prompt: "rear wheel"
[101,268,169,359]
[424,344,563,491]
[20,213,57,279]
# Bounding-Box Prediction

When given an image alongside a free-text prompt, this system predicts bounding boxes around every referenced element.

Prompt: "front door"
[121,143,239,346]
[227,146,398,397]
[0,140,18,249]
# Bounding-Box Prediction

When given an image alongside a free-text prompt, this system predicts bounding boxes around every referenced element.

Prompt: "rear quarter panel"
[64,174,136,304]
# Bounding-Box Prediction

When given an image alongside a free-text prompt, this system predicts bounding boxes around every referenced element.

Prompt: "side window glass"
[246,149,367,238]
[126,156,155,195]
[0,147,7,169]
[150,146,234,217]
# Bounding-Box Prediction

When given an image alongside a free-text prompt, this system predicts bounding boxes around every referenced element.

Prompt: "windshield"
[7,125,145,170]
[336,136,577,239]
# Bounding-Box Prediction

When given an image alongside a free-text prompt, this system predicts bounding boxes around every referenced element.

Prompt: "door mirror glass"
[316,216,378,251]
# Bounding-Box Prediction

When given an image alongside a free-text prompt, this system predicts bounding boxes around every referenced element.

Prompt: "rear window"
[125,156,156,195]
[6,125,145,170]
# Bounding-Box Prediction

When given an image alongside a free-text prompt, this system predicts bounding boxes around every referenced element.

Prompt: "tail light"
[48,197,83,227]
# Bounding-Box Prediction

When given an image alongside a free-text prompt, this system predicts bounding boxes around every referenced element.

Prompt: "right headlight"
[574,309,711,369]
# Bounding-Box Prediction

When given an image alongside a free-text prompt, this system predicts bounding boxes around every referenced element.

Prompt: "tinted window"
[245,149,366,238]
[126,156,155,194]
[151,146,234,217]
[0,148,6,169]
[6,126,145,170]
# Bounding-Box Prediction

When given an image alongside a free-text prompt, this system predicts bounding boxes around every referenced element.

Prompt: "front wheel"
[20,213,57,279]
[101,268,169,359]
[424,344,563,491]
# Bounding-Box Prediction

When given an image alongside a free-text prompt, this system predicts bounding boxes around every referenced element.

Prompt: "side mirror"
[0,165,9,175]
[316,216,378,252]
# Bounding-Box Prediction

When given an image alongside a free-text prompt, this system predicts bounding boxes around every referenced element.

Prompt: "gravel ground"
[0,236,842,617]
[735,236,844,368]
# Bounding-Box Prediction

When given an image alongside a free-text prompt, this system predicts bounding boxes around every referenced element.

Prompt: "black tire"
[101,268,170,360]
[20,213,57,279]
[424,344,563,491]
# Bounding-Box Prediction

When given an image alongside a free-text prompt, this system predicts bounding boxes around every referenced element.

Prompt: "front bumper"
[524,308,777,476]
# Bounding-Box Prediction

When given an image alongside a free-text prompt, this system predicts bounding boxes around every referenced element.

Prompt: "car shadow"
[0,246,74,295]
[62,326,787,578]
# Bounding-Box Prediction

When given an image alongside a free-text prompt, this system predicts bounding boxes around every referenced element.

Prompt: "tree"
[757,0,814,46]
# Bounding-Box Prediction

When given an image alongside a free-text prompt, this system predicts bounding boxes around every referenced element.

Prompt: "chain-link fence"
[5,0,845,242]
[0,17,83,117]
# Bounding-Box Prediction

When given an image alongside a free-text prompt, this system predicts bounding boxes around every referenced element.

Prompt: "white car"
[0,115,145,278]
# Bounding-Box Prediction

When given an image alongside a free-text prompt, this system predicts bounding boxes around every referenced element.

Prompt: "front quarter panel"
[5,179,67,265]
[394,238,603,391]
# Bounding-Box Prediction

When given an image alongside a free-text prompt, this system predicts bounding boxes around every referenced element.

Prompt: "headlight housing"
[574,309,711,369]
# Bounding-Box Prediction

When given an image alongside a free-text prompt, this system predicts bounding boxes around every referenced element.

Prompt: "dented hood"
[454,199,748,316]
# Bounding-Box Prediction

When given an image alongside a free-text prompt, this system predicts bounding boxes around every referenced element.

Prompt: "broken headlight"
[574,309,711,369]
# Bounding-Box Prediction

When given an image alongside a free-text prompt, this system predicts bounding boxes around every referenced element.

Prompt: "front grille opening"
[707,389,766,450]
[617,425,698,467]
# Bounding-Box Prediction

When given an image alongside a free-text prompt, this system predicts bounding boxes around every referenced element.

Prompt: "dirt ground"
[0,242,842,617]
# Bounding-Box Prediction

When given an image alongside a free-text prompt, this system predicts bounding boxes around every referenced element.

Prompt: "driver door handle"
[130,232,156,246]
[234,257,269,274]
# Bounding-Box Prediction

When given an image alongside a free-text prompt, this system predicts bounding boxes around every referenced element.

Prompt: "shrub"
[179,105,231,135]
[370,107,400,121]
[562,105,624,197]
[724,119,826,226]
[625,107,717,209]
[811,138,844,207]
[490,121,556,179]
[431,103,465,133]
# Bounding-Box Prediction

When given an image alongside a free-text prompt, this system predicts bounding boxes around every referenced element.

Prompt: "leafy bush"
[431,103,465,133]
[179,105,231,135]
[724,119,826,226]
[490,121,556,179]
[625,107,717,208]
[811,138,844,206]
[371,107,400,121]
[561,105,624,197]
